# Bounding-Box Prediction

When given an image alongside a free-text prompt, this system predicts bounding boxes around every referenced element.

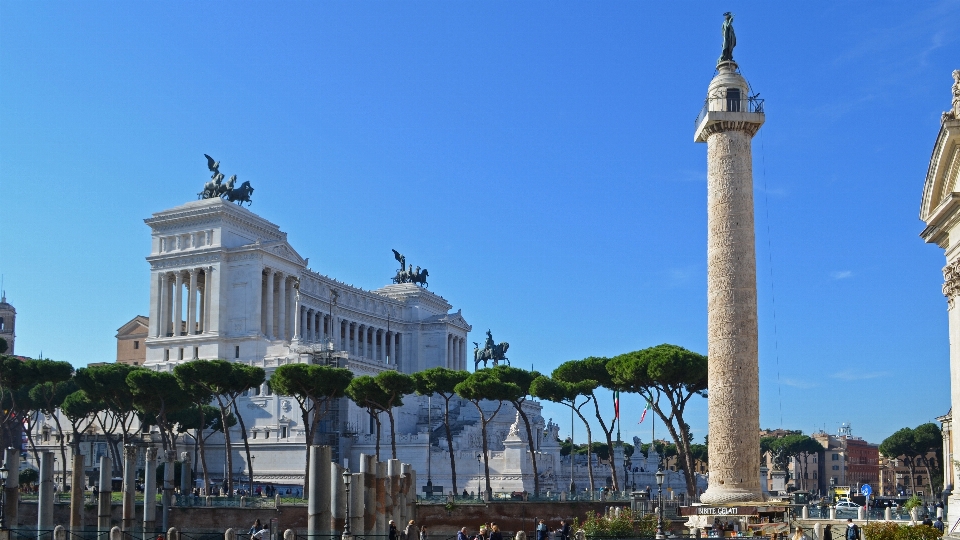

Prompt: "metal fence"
[694,97,765,127]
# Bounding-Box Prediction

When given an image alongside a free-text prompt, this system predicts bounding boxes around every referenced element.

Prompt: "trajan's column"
[695,13,766,505]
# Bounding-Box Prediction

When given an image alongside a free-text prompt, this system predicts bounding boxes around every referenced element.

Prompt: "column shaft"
[278,275,287,340]
[157,274,168,337]
[187,269,198,335]
[173,272,184,337]
[265,270,275,339]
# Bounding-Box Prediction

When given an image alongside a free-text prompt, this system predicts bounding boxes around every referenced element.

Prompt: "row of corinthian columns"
[152,267,212,338]
[447,334,467,370]
[262,268,297,341]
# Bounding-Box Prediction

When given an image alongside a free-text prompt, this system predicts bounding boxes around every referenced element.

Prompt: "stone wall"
[14,501,644,535]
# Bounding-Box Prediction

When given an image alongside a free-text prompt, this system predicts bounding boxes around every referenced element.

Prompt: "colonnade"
[341,319,401,364]
[294,305,404,366]
[153,267,212,338]
[447,333,467,370]
[261,268,297,340]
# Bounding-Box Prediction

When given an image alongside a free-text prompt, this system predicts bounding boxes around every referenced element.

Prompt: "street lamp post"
[476,454,482,501]
[569,406,576,495]
[655,469,665,540]
[342,469,352,540]
[0,463,8,530]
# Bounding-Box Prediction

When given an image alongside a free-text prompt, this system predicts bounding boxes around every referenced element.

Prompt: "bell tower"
[694,14,766,505]
[0,291,15,355]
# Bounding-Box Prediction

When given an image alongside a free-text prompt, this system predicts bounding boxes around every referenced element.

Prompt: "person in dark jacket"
[558,520,570,540]
[389,521,399,540]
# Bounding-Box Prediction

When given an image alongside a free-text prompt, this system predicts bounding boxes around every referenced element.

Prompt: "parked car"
[836,501,862,514]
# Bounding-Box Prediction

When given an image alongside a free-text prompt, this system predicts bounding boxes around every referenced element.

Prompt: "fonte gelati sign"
[679,506,760,516]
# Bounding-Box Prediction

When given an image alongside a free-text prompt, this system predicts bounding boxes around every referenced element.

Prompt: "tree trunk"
[196,406,211,496]
[574,408,596,492]
[514,402,540,496]
[374,413,382,461]
[444,396,458,497]
[387,409,398,460]
[217,399,234,495]
[231,400,255,495]
[301,402,314,494]
[592,397,619,491]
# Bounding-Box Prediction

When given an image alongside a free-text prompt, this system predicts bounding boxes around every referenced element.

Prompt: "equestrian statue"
[474,329,509,370]
[391,249,429,288]
[198,154,254,206]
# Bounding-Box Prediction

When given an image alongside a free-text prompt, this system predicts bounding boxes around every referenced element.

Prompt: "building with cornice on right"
[919,69,960,526]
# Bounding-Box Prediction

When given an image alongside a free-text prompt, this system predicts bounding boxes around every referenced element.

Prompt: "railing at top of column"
[695,96,765,128]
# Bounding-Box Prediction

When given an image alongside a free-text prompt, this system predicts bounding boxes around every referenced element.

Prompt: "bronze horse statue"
[225,180,254,206]
[474,340,509,370]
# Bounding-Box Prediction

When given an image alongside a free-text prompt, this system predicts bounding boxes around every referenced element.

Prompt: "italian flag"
[638,399,651,423]
[613,390,620,419]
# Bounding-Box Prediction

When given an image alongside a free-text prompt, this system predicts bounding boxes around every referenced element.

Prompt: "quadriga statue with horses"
[474,329,509,370]
[198,154,254,206]
[390,249,429,288]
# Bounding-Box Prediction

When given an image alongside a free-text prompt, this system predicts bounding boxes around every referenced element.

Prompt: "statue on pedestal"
[198,154,254,206]
[719,12,736,63]
[473,329,510,370]
[391,250,429,287]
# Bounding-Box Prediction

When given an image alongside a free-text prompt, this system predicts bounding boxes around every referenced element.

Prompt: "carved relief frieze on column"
[942,259,960,309]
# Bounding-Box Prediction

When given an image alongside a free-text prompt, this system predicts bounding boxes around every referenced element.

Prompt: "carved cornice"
[149,251,222,270]
[145,199,285,243]
[227,251,264,263]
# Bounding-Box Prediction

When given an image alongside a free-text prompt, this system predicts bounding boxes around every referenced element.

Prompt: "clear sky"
[1,2,958,448]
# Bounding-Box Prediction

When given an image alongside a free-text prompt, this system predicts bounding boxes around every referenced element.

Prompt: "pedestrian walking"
[420,526,427,540]
[845,519,859,540]
[558,520,570,540]
[490,525,503,540]
[536,519,548,540]
[457,528,469,540]
[791,526,806,540]
[823,525,832,540]
[404,520,416,540]
[922,514,934,527]
[935,517,945,533]
[389,520,399,540]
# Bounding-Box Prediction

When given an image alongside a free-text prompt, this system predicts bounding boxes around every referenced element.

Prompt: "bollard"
[829,508,836,520]
[308,446,332,537]
[143,447,158,540]
[167,527,179,540]
[376,461,387,535]
[38,451,55,534]
[813,523,822,540]
[241,496,247,508]
[98,455,113,535]
[110,527,123,540]
[225,529,237,540]
[885,507,892,521]
[361,454,376,535]
[4,448,19,531]
[162,451,175,533]
[859,507,866,520]
[123,445,138,532]
[180,452,192,496]
[350,472,363,534]
[283,531,295,540]
[332,463,345,534]
[53,526,66,540]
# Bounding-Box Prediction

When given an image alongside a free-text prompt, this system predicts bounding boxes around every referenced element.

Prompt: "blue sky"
[1,2,958,447]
